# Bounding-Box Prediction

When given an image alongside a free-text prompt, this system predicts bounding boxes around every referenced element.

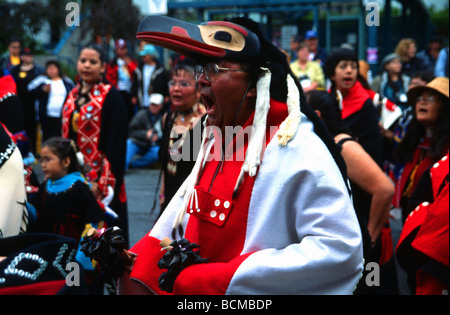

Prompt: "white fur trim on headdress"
[173,70,303,237]
[172,121,213,236]
[233,68,271,196]
[277,74,301,146]
[242,67,271,176]
[336,89,344,110]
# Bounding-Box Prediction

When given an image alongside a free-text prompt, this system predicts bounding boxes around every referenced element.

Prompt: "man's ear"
[314,109,322,119]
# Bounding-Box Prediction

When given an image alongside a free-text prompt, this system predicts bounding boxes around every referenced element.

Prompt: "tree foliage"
[81,0,142,42]
[1,0,142,52]
[0,0,47,51]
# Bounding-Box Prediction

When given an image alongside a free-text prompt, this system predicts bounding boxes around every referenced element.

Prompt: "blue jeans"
[126,139,160,171]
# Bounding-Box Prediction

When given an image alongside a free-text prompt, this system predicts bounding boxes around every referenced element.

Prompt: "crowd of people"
[0,15,448,296]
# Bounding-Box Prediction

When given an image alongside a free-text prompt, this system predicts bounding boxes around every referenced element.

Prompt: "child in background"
[32,137,105,243]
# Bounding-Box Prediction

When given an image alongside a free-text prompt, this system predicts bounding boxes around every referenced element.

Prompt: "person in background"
[135,44,169,112]
[62,43,129,246]
[304,29,328,67]
[394,70,436,142]
[0,66,25,134]
[290,42,325,93]
[385,70,435,184]
[27,60,75,141]
[395,151,448,295]
[32,137,104,244]
[324,48,383,167]
[31,137,108,294]
[395,38,429,78]
[106,39,139,123]
[0,38,22,71]
[371,53,410,111]
[158,61,205,213]
[307,90,397,294]
[126,93,164,171]
[289,34,302,63]
[416,36,443,73]
[10,47,44,154]
[394,77,449,222]
[434,46,449,78]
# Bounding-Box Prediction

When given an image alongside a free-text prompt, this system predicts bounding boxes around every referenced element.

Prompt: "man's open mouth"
[201,94,216,115]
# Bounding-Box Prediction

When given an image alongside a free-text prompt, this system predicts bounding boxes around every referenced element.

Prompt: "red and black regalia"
[396,152,449,294]
[34,172,105,243]
[0,71,25,134]
[62,80,129,245]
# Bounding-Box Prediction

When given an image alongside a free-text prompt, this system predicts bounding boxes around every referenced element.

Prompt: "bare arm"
[336,134,394,243]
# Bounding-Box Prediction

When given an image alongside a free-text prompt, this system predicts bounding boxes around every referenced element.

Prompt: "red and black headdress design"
[137,15,261,62]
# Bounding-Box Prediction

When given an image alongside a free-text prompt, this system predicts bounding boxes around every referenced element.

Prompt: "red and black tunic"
[62,81,129,244]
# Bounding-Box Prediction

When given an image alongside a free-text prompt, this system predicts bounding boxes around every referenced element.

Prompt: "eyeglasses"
[416,95,436,103]
[195,63,246,82]
[168,80,193,88]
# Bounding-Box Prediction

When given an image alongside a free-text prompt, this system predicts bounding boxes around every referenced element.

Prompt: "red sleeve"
[173,253,252,295]
[127,235,253,295]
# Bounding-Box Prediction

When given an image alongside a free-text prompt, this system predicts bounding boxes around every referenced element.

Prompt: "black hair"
[324,48,359,79]
[411,70,435,84]
[45,59,63,77]
[306,90,352,137]
[324,47,370,91]
[81,43,107,64]
[395,92,449,163]
[8,37,21,46]
[42,137,83,174]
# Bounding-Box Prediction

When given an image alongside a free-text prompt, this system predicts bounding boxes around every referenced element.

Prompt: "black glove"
[80,226,132,279]
[157,238,208,293]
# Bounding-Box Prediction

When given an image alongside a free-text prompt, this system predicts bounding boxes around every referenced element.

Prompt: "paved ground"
[124,168,161,247]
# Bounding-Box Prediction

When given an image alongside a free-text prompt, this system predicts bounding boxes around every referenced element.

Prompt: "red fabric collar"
[341,81,371,119]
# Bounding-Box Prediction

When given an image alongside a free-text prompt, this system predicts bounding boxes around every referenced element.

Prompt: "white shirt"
[117,58,132,92]
[47,79,67,117]
[142,64,156,107]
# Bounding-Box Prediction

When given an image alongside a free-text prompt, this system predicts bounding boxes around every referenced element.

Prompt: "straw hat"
[407,77,449,104]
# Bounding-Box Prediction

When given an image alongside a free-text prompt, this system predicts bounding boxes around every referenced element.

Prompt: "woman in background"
[394,77,449,221]
[158,61,205,214]
[324,48,383,167]
[61,44,129,246]
[28,60,75,141]
[307,90,397,294]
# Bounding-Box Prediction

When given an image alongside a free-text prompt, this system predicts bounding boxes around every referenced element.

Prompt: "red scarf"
[341,81,371,119]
